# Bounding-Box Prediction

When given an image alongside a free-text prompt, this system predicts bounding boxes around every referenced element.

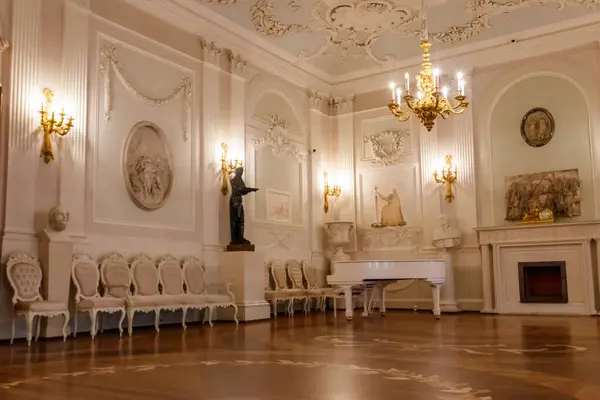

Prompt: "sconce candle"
[323,172,341,213]
[220,142,243,196]
[433,155,458,203]
[39,88,74,164]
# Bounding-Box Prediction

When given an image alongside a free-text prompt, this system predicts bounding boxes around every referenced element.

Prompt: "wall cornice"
[121,0,330,93]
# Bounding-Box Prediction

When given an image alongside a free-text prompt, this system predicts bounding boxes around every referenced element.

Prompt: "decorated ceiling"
[198,0,600,76]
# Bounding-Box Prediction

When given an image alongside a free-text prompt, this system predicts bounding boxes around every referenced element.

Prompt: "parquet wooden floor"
[0,311,598,399]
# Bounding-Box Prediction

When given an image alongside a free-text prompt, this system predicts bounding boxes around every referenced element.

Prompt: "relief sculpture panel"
[123,121,173,211]
[505,169,581,221]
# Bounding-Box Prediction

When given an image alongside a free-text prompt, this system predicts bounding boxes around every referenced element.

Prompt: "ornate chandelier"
[388,1,469,131]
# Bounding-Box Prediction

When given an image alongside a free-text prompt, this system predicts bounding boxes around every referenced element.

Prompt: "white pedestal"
[219,251,270,322]
[38,230,73,337]
[439,249,461,312]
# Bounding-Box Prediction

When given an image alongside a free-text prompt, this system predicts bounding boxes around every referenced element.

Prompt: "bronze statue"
[227,167,258,251]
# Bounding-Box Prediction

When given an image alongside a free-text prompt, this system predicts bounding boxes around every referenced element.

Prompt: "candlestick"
[389,82,395,101]
[396,88,402,103]
[442,86,448,99]
[433,68,440,89]
[404,72,410,92]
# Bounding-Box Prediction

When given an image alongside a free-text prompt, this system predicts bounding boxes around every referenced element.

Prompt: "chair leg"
[10,317,15,345]
[62,312,70,342]
[25,313,34,347]
[232,304,239,325]
[118,309,125,337]
[154,309,160,333]
[127,308,134,337]
[35,316,41,342]
[207,306,214,328]
[181,307,188,331]
[99,314,105,334]
[89,310,97,339]
[272,300,277,318]
[73,311,78,338]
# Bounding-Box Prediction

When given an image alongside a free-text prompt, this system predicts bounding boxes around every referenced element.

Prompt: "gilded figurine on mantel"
[227,167,258,252]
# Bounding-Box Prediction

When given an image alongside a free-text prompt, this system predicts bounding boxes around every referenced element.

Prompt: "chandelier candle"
[388,40,469,131]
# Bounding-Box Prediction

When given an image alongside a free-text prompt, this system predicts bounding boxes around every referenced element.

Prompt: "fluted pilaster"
[3,0,42,238]
[419,123,441,243]
[333,95,355,224]
[453,86,477,240]
[58,0,90,236]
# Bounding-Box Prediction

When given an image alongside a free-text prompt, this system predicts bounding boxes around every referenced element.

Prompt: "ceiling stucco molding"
[333,14,600,94]
[200,0,600,67]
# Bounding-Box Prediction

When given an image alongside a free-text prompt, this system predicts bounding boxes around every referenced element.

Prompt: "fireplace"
[518,261,568,304]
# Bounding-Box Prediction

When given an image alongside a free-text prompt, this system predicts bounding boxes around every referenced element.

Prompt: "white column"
[308,90,326,253]
[200,40,222,282]
[419,124,441,244]
[453,83,477,244]
[58,0,90,240]
[332,95,355,222]
[480,243,494,313]
[3,0,42,253]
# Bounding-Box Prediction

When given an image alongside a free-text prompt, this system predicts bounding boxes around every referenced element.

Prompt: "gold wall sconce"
[39,88,74,164]
[323,172,341,213]
[433,154,458,203]
[220,142,243,196]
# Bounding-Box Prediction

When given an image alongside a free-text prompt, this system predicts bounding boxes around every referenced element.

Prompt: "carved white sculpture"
[48,205,69,232]
[252,114,303,161]
[201,0,600,64]
[432,215,461,312]
[123,121,173,211]
[372,187,406,227]
[325,221,354,261]
[433,214,462,249]
[364,130,410,166]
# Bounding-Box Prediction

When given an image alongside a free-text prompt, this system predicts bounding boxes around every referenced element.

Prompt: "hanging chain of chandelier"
[388,0,469,131]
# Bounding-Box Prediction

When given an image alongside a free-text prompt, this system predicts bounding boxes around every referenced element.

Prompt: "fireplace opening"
[518,261,568,304]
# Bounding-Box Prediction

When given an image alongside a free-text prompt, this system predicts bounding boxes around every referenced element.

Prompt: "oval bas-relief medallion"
[520,107,555,148]
[123,121,173,211]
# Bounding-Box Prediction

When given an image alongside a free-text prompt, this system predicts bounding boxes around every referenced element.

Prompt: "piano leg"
[380,284,386,316]
[343,286,354,321]
[362,288,369,317]
[430,282,442,320]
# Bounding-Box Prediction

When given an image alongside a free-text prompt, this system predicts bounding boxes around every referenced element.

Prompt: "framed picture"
[520,108,555,148]
[266,189,292,223]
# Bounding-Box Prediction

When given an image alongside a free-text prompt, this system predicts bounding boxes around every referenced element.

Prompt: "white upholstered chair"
[264,261,290,317]
[6,253,69,346]
[302,260,343,317]
[71,253,126,338]
[286,260,309,315]
[270,259,303,316]
[182,257,238,326]
[100,253,133,335]
[157,255,195,330]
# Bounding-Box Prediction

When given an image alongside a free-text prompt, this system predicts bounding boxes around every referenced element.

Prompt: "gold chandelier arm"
[389,103,412,122]
[446,97,469,115]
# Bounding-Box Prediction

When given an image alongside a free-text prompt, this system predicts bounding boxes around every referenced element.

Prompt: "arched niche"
[489,75,593,224]
[244,89,307,227]
[474,52,600,226]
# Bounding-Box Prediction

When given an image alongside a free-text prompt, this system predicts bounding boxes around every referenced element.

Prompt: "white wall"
[490,75,593,224]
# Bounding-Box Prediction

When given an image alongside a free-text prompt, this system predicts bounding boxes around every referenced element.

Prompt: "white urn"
[325,221,354,261]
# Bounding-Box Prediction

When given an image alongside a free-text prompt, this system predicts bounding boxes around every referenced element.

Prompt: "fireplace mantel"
[474,221,600,316]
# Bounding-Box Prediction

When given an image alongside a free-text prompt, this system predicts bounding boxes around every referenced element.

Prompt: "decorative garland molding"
[66,0,91,9]
[307,90,325,109]
[364,130,411,166]
[99,45,192,142]
[252,115,303,161]
[330,95,355,115]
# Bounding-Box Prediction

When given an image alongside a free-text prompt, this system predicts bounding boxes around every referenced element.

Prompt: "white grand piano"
[327,259,446,321]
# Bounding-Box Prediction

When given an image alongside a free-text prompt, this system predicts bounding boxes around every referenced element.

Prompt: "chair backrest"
[182,257,206,295]
[131,254,159,296]
[270,259,288,290]
[264,261,272,291]
[286,259,304,289]
[301,260,318,289]
[72,253,100,300]
[6,253,43,304]
[158,255,184,295]
[100,252,131,298]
